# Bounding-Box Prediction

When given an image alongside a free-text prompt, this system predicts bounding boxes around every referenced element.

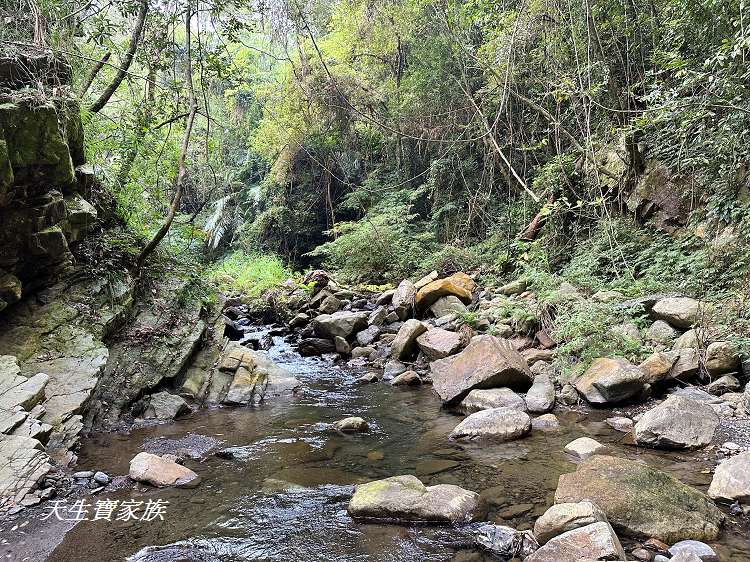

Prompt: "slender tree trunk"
[79,51,111,96]
[89,0,148,113]
[136,2,197,271]
[117,61,157,188]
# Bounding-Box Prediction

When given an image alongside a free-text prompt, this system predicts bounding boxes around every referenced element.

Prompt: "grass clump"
[206,251,290,298]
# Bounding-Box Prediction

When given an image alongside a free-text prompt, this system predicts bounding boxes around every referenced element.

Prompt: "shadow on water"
[42,334,750,561]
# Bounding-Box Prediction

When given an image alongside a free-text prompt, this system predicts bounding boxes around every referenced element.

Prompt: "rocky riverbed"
[3,269,750,561]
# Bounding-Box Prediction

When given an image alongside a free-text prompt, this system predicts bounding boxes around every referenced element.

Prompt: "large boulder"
[633,395,719,449]
[525,522,625,562]
[129,452,199,488]
[391,279,416,320]
[313,311,369,339]
[708,451,750,502]
[143,391,189,420]
[554,455,723,542]
[347,474,481,523]
[705,341,740,375]
[573,357,647,404]
[449,407,531,442]
[222,346,300,405]
[458,388,526,414]
[415,272,475,312]
[431,335,532,405]
[391,319,427,360]
[533,501,608,545]
[651,297,702,329]
[429,295,467,317]
[525,374,555,413]
[416,327,461,360]
[639,351,678,384]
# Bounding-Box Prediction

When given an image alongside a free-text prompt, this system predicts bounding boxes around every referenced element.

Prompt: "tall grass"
[207,251,289,297]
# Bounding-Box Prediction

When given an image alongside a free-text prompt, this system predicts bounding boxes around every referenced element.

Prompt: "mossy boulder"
[554,455,723,543]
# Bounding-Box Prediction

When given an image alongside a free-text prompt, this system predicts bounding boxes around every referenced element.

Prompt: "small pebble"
[93,471,110,485]
[72,470,94,479]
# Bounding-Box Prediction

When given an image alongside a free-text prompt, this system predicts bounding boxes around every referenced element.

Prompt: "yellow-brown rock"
[415,273,475,311]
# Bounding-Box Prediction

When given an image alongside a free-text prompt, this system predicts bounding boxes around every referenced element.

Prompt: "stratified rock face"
[431,335,532,404]
[0,435,51,509]
[449,407,531,442]
[573,357,647,404]
[347,474,481,523]
[651,297,701,329]
[129,452,199,488]
[524,522,625,562]
[708,451,750,502]
[554,455,723,543]
[0,84,98,310]
[221,344,300,405]
[634,396,719,449]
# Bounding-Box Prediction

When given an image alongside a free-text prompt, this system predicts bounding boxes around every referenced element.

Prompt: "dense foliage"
[2,0,749,298]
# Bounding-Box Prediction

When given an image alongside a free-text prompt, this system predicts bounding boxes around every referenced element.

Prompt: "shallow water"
[39,333,750,561]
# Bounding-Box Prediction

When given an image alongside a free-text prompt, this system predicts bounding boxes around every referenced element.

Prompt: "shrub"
[206,251,289,297]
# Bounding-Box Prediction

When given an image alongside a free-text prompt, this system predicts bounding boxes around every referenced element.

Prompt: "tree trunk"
[135,1,196,271]
[79,51,111,97]
[89,0,148,113]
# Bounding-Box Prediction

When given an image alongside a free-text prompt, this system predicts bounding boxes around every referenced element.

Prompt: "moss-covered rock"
[554,455,723,543]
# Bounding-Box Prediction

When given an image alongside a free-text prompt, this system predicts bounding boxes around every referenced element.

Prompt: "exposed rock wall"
[0,55,98,312]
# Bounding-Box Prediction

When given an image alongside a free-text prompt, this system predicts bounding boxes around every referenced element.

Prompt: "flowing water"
[37,332,750,561]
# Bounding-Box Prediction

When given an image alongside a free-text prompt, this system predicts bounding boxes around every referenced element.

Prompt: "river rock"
[318,294,342,314]
[449,407,531,442]
[429,295,467,318]
[605,416,633,432]
[298,337,336,356]
[651,297,702,329]
[708,451,750,502]
[525,374,555,413]
[223,346,301,405]
[634,395,719,449]
[573,357,648,404]
[351,346,375,359]
[705,341,739,374]
[392,280,416,320]
[639,351,678,383]
[144,391,190,420]
[313,311,369,339]
[334,336,351,354]
[668,348,700,380]
[391,371,421,386]
[564,437,606,459]
[129,452,199,488]
[368,306,388,326]
[288,312,309,329]
[498,278,527,296]
[347,474,481,523]
[532,413,560,430]
[533,501,608,544]
[558,383,579,406]
[334,416,369,432]
[668,554,706,562]
[356,325,381,347]
[416,328,461,360]
[707,374,740,395]
[647,320,679,344]
[390,319,427,360]
[431,335,532,405]
[475,524,538,558]
[554,455,724,542]
[415,272,475,312]
[673,329,699,349]
[525,522,625,562]
[668,540,718,561]
[458,388,526,414]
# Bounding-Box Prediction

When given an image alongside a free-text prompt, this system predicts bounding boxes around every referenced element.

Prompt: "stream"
[34,331,750,561]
